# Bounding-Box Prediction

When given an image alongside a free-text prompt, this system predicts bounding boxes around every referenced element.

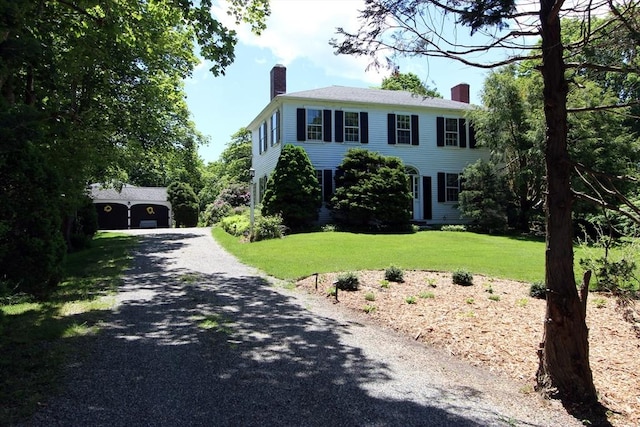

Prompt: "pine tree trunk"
[535,0,597,403]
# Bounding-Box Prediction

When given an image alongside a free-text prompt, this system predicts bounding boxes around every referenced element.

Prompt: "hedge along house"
[89,184,171,230]
[248,65,491,225]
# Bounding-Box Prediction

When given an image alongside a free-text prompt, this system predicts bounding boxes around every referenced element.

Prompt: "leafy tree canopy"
[381,70,441,97]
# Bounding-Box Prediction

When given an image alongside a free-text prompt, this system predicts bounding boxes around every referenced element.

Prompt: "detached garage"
[90,184,171,230]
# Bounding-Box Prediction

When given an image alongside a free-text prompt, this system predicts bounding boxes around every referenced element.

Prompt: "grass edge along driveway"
[212,227,552,283]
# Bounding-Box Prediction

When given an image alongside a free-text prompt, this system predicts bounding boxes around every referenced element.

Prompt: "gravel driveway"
[26,228,579,426]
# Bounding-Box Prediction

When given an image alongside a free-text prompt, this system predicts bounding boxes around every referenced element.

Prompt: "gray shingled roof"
[90,184,168,202]
[280,86,474,110]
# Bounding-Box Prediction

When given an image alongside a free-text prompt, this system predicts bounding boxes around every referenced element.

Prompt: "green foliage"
[419,291,435,299]
[335,272,359,291]
[251,214,285,242]
[199,128,252,208]
[579,237,639,295]
[219,214,251,237]
[529,282,547,299]
[330,149,412,231]
[362,304,377,313]
[384,265,405,283]
[68,196,100,252]
[167,181,199,227]
[321,224,338,232]
[488,295,501,302]
[381,71,441,97]
[0,128,66,297]
[201,183,250,226]
[469,65,545,232]
[405,296,417,304]
[452,269,474,286]
[440,225,467,232]
[364,292,376,301]
[261,145,322,230]
[0,0,268,297]
[201,200,232,226]
[459,160,509,234]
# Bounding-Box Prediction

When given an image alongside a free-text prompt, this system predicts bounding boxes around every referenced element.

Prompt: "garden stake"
[314,272,318,290]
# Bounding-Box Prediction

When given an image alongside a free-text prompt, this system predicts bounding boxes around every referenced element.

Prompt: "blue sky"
[184,0,506,164]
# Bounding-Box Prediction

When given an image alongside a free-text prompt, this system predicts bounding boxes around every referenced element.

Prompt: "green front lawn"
[213,227,639,286]
[213,228,551,283]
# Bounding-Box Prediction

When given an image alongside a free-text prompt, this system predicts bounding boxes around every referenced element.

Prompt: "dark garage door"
[95,203,128,230]
[130,204,169,228]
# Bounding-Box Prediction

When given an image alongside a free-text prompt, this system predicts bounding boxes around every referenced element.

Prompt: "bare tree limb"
[568,100,640,113]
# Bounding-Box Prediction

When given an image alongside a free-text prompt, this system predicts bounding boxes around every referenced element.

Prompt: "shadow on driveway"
[27,230,533,426]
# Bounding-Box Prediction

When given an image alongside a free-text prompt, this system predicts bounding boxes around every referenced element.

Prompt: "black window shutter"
[411,115,419,145]
[437,117,444,147]
[437,172,446,203]
[323,169,333,202]
[360,112,368,144]
[323,109,332,142]
[469,123,477,148]
[276,110,281,144]
[263,122,268,151]
[296,108,305,141]
[387,114,396,145]
[422,176,432,220]
[459,118,467,148]
[335,111,344,143]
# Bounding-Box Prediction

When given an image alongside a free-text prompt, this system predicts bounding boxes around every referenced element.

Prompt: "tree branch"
[568,100,640,113]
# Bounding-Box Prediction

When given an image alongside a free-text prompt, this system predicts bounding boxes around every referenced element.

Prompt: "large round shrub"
[330,148,411,231]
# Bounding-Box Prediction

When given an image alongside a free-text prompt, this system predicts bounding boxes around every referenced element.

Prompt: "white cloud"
[213,0,387,85]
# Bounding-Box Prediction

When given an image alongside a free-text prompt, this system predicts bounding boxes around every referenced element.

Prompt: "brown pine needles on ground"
[296,270,640,427]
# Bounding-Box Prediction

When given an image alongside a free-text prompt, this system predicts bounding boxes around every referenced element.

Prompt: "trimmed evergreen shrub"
[335,272,359,291]
[261,145,321,231]
[529,281,547,299]
[330,148,411,231]
[168,181,199,227]
[452,269,474,286]
[384,265,404,283]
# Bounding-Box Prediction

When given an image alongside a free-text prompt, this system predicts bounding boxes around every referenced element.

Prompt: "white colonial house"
[247,65,490,225]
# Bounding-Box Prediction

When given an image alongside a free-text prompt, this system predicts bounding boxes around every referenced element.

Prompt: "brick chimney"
[270,64,286,100]
[451,83,470,103]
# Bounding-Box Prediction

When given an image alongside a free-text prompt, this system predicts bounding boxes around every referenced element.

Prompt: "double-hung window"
[445,173,460,202]
[344,112,359,142]
[445,118,459,146]
[396,114,411,144]
[306,109,323,141]
[270,110,279,146]
[437,117,468,148]
[259,121,267,153]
